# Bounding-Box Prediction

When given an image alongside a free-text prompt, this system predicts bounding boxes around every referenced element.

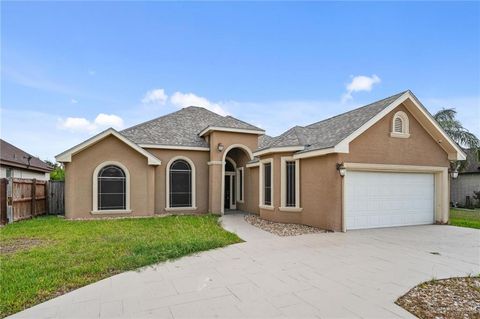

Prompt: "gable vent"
[394,117,403,133]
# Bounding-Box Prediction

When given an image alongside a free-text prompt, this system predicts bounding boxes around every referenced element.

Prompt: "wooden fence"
[48,181,65,215]
[0,178,65,224]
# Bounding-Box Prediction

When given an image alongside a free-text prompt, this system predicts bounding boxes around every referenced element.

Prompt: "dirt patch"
[396,277,480,319]
[0,238,47,254]
[244,214,326,236]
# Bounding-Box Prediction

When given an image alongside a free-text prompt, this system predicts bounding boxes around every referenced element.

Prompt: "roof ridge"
[121,106,222,133]
[305,90,408,128]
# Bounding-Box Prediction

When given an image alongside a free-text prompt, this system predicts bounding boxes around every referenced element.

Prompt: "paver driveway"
[11,213,480,319]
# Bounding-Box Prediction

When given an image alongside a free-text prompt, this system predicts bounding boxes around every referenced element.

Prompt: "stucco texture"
[145,149,209,214]
[64,135,155,219]
[259,104,450,231]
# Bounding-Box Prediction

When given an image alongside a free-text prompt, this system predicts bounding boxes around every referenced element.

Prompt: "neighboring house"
[451,148,480,207]
[1,139,52,180]
[56,90,465,231]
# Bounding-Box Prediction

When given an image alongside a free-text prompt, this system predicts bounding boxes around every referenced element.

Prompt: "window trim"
[259,158,274,209]
[236,167,244,203]
[165,156,197,210]
[280,156,302,212]
[390,111,410,138]
[92,161,131,214]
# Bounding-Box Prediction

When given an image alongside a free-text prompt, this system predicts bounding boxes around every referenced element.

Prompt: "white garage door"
[345,171,434,230]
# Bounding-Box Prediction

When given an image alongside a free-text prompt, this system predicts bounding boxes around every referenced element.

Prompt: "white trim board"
[140,144,210,151]
[56,128,161,165]
[253,146,305,157]
[199,126,265,137]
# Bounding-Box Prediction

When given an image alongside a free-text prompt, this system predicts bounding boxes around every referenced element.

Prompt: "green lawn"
[450,208,480,229]
[0,215,242,318]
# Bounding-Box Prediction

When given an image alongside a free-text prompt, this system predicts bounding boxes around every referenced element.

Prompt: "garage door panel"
[345,171,434,230]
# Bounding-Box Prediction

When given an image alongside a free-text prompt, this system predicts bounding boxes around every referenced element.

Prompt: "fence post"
[31,179,37,216]
[46,181,50,215]
[0,179,7,225]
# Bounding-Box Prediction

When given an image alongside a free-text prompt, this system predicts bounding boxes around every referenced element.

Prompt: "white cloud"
[70,98,78,104]
[170,91,228,116]
[58,113,124,133]
[142,89,168,105]
[94,113,124,128]
[58,117,94,132]
[342,74,381,102]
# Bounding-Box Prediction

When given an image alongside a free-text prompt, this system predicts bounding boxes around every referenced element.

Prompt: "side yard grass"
[0,215,242,318]
[450,208,480,229]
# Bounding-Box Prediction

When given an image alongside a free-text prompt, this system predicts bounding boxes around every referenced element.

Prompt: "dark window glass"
[264,163,271,206]
[225,160,235,172]
[286,161,296,207]
[239,169,243,201]
[232,175,236,203]
[170,160,192,207]
[98,165,126,210]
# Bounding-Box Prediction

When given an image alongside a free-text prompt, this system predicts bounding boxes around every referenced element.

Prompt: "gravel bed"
[244,214,326,236]
[396,277,480,319]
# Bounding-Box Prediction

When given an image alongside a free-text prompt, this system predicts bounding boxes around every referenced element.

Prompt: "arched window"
[391,111,410,137]
[169,159,193,208]
[98,165,126,210]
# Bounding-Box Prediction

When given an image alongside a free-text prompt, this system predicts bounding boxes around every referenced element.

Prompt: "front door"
[224,174,237,210]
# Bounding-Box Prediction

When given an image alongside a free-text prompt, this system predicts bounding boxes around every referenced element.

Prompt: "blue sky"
[1,1,479,161]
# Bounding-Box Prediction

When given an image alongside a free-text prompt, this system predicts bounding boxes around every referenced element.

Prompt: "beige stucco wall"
[64,135,155,219]
[258,104,451,231]
[145,149,210,214]
[341,104,449,166]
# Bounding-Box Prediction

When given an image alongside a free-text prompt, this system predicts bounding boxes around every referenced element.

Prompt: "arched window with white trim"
[391,111,410,138]
[92,161,131,213]
[166,157,196,209]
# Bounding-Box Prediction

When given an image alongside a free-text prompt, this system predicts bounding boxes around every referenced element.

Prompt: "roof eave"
[0,160,52,173]
[253,146,305,157]
[199,126,265,137]
[56,128,161,165]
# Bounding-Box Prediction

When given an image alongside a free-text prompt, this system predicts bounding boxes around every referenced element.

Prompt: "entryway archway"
[221,144,254,214]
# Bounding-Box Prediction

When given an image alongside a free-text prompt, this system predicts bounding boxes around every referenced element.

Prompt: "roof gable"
[55,129,161,165]
[255,92,406,156]
[254,90,465,161]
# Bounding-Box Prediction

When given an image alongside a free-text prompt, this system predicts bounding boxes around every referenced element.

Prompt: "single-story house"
[56,90,465,231]
[451,148,480,208]
[1,139,52,180]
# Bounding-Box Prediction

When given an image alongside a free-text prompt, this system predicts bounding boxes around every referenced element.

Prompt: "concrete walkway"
[11,214,480,319]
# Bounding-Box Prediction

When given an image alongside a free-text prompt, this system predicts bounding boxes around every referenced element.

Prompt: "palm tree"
[434,108,479,172]
[434,108,479,149]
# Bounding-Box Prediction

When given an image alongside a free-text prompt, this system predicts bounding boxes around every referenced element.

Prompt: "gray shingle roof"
[258,91,407,153]
[121,106,263,147]
[1,139,52,172]
[258,135,274,148]
[204,116,264,132]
